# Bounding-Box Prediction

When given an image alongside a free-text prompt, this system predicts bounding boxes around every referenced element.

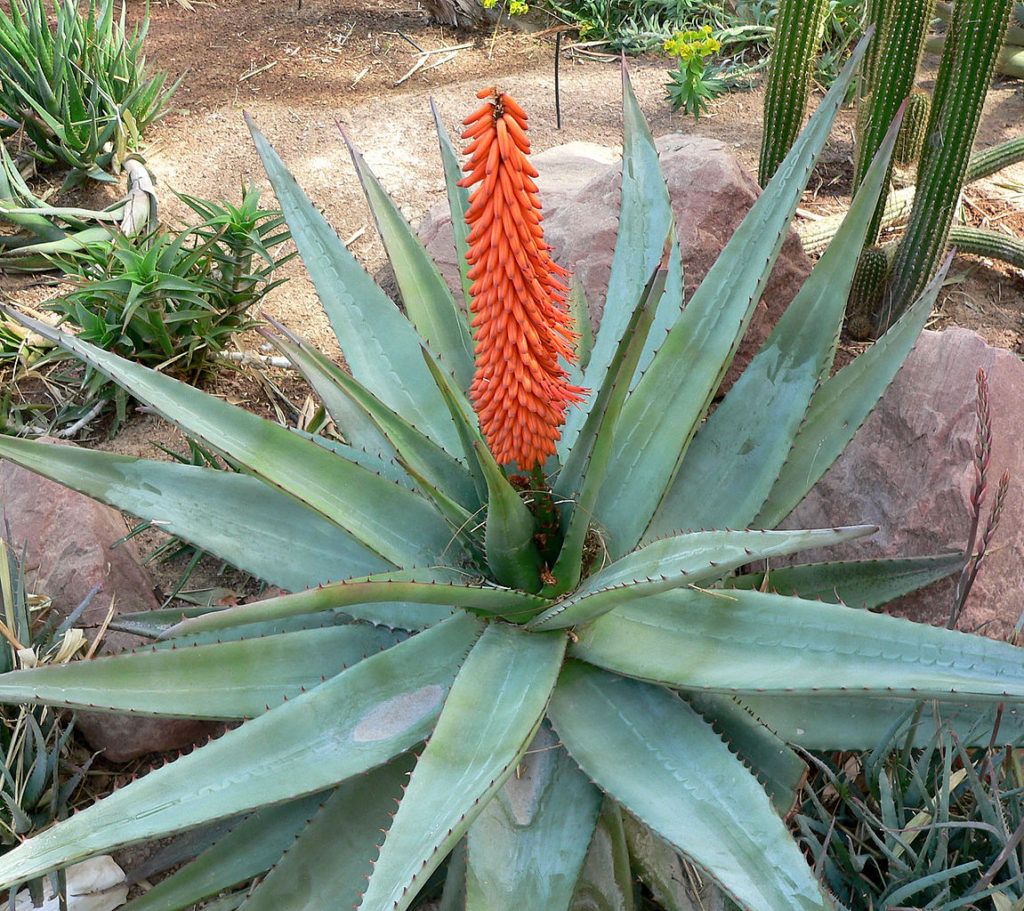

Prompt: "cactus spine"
[878,0,1014,330]
[757,0,828,187]
[852,0,932,243]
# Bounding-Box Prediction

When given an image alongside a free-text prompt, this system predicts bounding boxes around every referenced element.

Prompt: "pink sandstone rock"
[785,328,1024,638]
[0,448,218,762]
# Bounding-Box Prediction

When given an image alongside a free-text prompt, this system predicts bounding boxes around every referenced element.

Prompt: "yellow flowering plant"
[664,24,725,119]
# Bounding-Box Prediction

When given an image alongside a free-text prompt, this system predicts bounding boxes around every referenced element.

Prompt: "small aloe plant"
[0,44,1020,911]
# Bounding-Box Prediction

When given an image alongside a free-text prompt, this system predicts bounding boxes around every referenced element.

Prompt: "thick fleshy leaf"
[571,588,1024,701]
[569,799,635,911]
[121,793,331,911]
[756,259,948,527]
[344,131,475,390]
[550,245,670,597]
[530,526,874,631]
[548,664,831,911]
[739,694,1024,750]
[0,612,485,887]
[165,568,551,638]
[0,435,389,589]
[239,755,416,911]
[431,98,474,310]
[246,114,462,454]
[560,64,676,457]
[0,625,405,718]
[359,623,568,911]
[725,553,964,607]
[465,724,602,911]
[3,310,457,568]
[594,39,869,558]
[685,693,806,819]
[647,99,904,536]
[477,443,542,592]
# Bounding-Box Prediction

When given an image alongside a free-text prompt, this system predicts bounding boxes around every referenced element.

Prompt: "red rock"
[785,328,1024,638]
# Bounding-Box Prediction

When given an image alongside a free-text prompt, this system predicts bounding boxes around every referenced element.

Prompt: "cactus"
[893,88,931,167]
[853,0,933,244]
[757,0,828,186]
[846,244,893,340]
[948,224,1024,270]
[879,0,1014,330]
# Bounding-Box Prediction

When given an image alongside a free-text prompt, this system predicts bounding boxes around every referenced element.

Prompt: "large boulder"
[785,328,1024,637]
[0,449,218,762]
[419,135,814,389]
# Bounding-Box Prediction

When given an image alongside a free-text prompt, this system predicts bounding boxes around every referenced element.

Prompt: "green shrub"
[0,0,178,182]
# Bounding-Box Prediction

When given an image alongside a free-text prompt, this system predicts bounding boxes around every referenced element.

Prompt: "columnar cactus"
[757,0,828,186]
[846,244,893,340]
[852,0,932,243]
[879,0,1014,330]
[893,88,931,168]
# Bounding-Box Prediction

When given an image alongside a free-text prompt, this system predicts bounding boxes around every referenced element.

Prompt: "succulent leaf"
[120,792,332,911]
[548,663,832,911]
[2,309,459,568]
[559,64,677,459]
[0,434,389,589]
[739,695,1024,750]
[0,624,406,718]
[572,588,1024,700]
[343,130,475,390]
[596,36,870,558]
[647,101,905,536]
[0,611,485,887]
[430,98,474,310]
[725,552,965,607]
[246,114,464,455]
[238,755,417,911]
[531,525,875,631]
[569,799,635,911]
[756,259,947,527]
[465,724,602,911]
[358,623,567,911]
[164,569,551,639]
[265,317,480,511]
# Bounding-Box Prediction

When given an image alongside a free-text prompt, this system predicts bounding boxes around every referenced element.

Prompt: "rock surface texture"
[0,447,218,761]
[419,135,814,389]
[786,328,1024,638]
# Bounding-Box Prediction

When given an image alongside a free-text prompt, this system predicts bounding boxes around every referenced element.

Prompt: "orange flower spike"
[458,89,587,470]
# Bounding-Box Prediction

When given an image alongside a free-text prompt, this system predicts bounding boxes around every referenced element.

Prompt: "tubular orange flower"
[458,87,586,470]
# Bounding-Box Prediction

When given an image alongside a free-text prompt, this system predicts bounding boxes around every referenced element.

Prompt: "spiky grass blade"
[0,612,485,887]
[344,131,475,390]
[0,436,389,588]
[595,36,869,558]
[238,755,417,911]
[0,625,406,718]
[464,724,602,911]
[756,260,947,527]
[725,553,964,606]
[548,664,832,911]
[358,623,567,911]
[530,525,875,631]
[246,115,463,454]
[647,103,904,536]
[572,588,1024,700]
[3,309,457,568]
[121,793,332,911]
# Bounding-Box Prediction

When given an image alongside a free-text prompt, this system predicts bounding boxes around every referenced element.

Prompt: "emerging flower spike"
[458,87,586,470]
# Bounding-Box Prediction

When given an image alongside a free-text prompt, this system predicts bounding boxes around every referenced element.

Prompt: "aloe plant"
[0,46,1020,911]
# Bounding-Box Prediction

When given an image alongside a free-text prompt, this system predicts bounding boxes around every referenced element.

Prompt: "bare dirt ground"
[7,0,1024,600]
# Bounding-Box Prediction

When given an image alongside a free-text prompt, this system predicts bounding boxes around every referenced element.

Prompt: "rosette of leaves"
[0,46,1019,911]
